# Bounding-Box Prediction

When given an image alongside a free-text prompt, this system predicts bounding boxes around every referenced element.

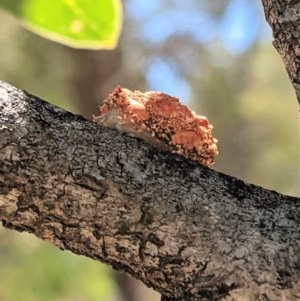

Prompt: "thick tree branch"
[262,0,300,106]
[0,80,299,301]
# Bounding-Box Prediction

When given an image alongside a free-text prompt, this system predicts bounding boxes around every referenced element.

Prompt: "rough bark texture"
[68,47,147,301]
[262,0,300,106]
[0,80,300,300]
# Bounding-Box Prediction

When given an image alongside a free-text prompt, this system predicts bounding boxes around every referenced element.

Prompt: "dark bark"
[261,0,300,106]
[0,80,300,300]
[68,47,146,301]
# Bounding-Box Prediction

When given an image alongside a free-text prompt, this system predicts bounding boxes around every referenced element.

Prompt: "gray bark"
[68,46,146,301]
[262,0,300,106]
[0,80,299,300]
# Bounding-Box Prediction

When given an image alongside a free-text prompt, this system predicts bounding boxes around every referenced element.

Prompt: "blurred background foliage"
[0,0,299,300]
[0,0,122,49]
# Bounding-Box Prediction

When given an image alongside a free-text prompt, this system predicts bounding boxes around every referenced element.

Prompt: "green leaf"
[0,0,122,49]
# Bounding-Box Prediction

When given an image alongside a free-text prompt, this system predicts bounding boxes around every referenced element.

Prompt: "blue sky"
[127,0,272,102]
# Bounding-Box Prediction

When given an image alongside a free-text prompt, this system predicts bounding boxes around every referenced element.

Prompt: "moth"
[94,86,218,167]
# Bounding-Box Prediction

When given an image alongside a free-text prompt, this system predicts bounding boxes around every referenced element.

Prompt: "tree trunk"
[0,80,299,300]
[262,0,300,106]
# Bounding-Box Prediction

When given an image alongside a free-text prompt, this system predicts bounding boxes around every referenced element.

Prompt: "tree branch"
[262,0,300,106]
[0,80,299,300]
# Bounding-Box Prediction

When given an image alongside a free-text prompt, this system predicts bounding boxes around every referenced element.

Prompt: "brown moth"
[94,86,218,167]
